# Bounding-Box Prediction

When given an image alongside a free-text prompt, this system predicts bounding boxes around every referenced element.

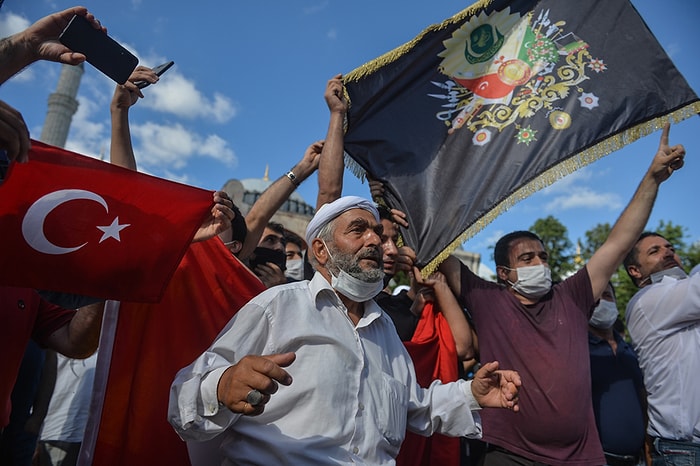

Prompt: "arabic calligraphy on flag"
[342,0,700,272]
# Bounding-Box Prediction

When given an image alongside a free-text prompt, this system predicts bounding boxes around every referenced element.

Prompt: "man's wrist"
[285,170,300,188]
[464,380,482,411]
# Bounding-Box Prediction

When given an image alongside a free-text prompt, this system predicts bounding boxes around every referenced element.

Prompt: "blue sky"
[1,0,698,272]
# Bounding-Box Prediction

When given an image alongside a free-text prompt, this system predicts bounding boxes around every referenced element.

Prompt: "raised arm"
[110,66,158,170]
[316,74,347,209]
[108,66,233,243]
[587,123,685,300]
[438,254,465,299]
[238,142,322,260]
[413,267,475,361]
[0,6,105,84]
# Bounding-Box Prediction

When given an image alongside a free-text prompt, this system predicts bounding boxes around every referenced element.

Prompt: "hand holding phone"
[135,61,174,89]
[59,14,138,84]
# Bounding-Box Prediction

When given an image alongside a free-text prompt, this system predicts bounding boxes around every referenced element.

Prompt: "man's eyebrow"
[347,218,371,229]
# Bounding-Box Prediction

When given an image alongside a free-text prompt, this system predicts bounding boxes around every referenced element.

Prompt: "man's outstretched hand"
[471,361,521,412]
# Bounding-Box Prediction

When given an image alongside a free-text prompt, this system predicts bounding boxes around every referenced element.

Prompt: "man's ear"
[496,266,509,283]
[311,238,328,266]
[627,265,642,283]
[230,240,243,254]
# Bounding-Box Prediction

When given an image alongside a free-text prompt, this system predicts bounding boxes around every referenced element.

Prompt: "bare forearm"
[0,35,35,84]
[316,111,345,209]
[589,172,659,296]
[434,284,475,360]
[48,302,104,358]
[240,160,316,259]
[110,106,137,170]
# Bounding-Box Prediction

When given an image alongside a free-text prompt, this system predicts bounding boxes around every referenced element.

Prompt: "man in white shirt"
[624,232,700,464]
[169,196,521,465]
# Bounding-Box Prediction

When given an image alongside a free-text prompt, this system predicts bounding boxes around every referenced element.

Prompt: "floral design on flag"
[430,7,605,145]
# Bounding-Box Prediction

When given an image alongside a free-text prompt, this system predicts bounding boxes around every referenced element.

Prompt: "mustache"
[356,246,382,261]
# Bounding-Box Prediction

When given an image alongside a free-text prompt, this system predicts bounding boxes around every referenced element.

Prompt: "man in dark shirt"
[440,124,684,466]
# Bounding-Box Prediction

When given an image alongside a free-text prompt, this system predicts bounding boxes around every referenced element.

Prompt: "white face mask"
[506,264,552,299]
[589,299,619,329]
[285,258,305,281]
[649,265,688,284]
[323,241,384,302]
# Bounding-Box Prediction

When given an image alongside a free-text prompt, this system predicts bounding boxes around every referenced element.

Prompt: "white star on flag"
[97,216,131,243]
[578,92,599,110]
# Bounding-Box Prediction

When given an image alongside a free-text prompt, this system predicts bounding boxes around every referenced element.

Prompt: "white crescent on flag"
[21,189,130,255]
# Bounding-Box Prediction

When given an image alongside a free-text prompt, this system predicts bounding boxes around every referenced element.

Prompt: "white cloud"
[533,164,622,212]
[130,121,237,170]
[471,229,504,251]
[544,187,622,211]
[143,73,237,123]
[0,12,31,38]
[540,167,594,194]
[64,95,108,157]
[0,13,33,82]
[664,42,681,60]
[303,1,329,15]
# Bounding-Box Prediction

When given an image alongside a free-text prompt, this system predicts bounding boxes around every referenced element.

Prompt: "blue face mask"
[506,264,552,299]
[650,266,688,284]
[285,259,305,281]
[589,300,619,329]
[323,241,384,302]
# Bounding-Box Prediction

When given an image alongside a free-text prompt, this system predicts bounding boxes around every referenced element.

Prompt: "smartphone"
[135,61,174,89]
[249,247,287,272]
[59,14,138,84]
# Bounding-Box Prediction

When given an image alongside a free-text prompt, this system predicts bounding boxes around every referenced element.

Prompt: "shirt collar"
[308,271,383,328]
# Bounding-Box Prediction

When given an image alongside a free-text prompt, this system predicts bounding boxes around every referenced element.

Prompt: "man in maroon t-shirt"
[440,124,685,466]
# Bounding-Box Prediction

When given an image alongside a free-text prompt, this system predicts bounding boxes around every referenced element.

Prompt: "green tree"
[530,216,574,282]
[687,240,700,269]
[579,222,611,261]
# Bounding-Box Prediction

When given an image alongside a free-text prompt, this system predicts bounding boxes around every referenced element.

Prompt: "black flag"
[343,0,699,272]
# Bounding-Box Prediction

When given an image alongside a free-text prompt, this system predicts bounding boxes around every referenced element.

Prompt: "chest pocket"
[374,373,408,449]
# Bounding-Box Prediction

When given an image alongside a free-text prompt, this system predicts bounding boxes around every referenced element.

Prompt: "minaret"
[39,63,83,147]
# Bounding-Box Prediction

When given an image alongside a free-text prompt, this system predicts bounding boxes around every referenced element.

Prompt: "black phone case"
[59,15,138,84]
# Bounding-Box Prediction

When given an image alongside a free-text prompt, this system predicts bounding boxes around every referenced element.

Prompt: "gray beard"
[328,246,384,283]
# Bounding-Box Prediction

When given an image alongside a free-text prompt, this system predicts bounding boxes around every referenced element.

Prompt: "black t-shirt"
[374,290,418,341]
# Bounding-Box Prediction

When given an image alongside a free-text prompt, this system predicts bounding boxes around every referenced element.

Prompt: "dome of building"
[220,166,315,240]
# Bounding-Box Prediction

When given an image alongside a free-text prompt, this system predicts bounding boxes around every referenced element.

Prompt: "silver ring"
[246,389,264,407]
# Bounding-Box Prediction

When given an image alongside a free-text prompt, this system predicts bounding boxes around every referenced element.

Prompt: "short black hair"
[376,204,393,222]
[493,230,543,268]
[284,229,305,251]
[267,221,286,237]
[230,204,247,243]
[623,231,666,270]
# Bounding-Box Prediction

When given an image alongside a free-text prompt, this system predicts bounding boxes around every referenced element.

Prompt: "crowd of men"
[1,5,699,466]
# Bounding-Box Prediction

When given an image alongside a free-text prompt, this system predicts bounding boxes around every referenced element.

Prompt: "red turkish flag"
[397,302,461,466]
[0,141,213,303]
[80,238,266,466]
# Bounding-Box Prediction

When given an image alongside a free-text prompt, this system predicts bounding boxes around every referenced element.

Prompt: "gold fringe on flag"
[344,0,494,84]
[420,101,700,276]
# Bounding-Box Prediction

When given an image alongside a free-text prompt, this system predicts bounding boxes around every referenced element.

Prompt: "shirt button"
[358,403,364,411]
[353,447,359,455]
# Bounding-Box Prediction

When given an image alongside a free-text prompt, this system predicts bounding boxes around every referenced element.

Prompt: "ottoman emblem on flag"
[21,189,130,255]
[431,6,606,144]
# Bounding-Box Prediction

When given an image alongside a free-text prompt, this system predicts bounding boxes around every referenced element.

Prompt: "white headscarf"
[305,196,379,247]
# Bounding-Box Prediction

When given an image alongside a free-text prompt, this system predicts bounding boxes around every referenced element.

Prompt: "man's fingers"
[412,266,424,284]
[260,352,295,385]
[659,122,670,148]
[0,102,30,163]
